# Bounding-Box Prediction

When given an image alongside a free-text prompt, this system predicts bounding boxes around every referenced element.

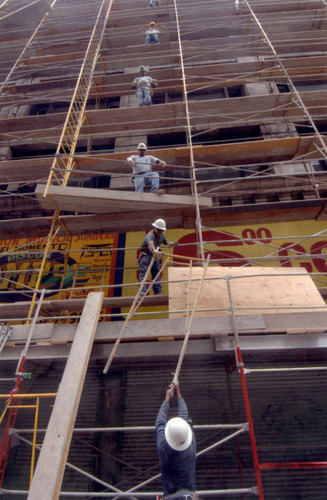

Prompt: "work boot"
[153,189,164,194]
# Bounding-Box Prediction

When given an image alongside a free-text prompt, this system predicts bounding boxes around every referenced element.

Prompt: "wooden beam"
[0,197,325,239]
[0,295,168,319]
[35,185,212,213]
[0,134,325,184]
[7,311,327,350]
[27,291,104,500]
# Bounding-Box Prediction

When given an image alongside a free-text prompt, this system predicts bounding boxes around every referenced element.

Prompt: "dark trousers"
[139,254,161,294]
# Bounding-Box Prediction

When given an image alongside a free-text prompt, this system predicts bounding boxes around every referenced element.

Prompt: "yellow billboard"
[125,219,327,297]
[0,219,326,322]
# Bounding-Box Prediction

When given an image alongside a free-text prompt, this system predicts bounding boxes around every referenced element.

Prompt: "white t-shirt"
[127,154,159,175]
[132,76,156,90]
[145,28,160,35]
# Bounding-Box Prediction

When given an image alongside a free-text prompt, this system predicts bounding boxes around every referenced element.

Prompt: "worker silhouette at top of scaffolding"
[126,142,166,194]
[235,0,244,10]
[131,65,158,106]
[144,21,161,44]
[155,380,197,500]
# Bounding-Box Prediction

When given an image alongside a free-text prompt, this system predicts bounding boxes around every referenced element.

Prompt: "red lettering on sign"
[278,243,313,272]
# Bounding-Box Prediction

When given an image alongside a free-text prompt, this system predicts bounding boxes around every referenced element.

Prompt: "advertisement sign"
[0,220,326,322]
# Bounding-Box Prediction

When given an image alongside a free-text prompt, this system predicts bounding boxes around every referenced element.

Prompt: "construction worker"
[131,65,158,107]
[126,143,166,194]
[138,218,174,295]
[155,380,197,500]
[145,21,161,44]
[148,0,160,6]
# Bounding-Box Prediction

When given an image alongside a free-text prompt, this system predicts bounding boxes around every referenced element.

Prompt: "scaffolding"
[0,0,327,497]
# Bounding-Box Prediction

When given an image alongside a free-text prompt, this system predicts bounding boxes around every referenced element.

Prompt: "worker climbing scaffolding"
[138,218,177,295]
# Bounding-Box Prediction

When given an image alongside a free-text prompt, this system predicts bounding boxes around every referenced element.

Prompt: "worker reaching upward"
[155,380,197,500]
[131,65,158,107]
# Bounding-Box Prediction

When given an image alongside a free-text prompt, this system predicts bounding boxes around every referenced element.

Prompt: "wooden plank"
[2,90,327,140]
[27,291,104,500]
[6,311,327,349]
[0,198,325,240]
[0,295,168,319]
[169,266,327,318]
[0,135,324,185]
[35,185,212,213]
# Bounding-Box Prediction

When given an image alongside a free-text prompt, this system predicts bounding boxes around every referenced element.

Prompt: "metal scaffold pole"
[226,276,265,499]
[172,0,205,260]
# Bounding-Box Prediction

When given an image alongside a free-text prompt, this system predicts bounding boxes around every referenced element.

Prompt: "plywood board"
[169,266,327,318]
[28,292,103,500]
[35,185,212,213]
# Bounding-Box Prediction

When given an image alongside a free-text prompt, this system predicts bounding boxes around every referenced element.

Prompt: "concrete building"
[0,0,327,498]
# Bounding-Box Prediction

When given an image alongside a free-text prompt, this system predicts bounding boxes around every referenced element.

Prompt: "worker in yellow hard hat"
[145,21,161,44]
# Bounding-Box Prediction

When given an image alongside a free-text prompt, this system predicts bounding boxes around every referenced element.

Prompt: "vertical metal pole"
[172,0,204,260]
[30,396,40,487]
[226,277,264,499]
[225,367,246,498]
[236,346,264,500]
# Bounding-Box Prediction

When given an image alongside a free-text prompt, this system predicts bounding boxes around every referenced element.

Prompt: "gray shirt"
[141,229,167,253]
[127,154,160,175]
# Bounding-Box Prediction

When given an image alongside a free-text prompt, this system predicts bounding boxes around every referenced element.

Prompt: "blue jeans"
[139,254,162,294]
[145,33,160,44]
[137,89,151,106]
[133,171,159,192]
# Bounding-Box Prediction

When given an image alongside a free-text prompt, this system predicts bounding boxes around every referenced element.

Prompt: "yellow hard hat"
[149,21,156,27]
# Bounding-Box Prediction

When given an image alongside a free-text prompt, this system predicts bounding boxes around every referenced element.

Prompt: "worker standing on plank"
[131,65,158,107]
[126,143,166,194]
[138,218,168,295]
[145,21,161,44]
[155,380,197,500]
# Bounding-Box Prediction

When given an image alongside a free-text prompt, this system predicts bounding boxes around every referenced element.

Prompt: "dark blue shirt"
[155,398,196,497]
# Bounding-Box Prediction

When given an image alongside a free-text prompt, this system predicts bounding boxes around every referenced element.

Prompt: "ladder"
[43,0,114,197]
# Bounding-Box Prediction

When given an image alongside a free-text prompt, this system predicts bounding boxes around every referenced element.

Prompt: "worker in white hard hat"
[144,21,161,44]
[126,143,166,194]
[155,380,197,500]
[138,218,176,295]
[131,65,158,106]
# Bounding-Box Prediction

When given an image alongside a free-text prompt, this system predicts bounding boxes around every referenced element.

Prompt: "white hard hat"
[152,218,166,231]
[164,417,192,451]
[137,143,147,150]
